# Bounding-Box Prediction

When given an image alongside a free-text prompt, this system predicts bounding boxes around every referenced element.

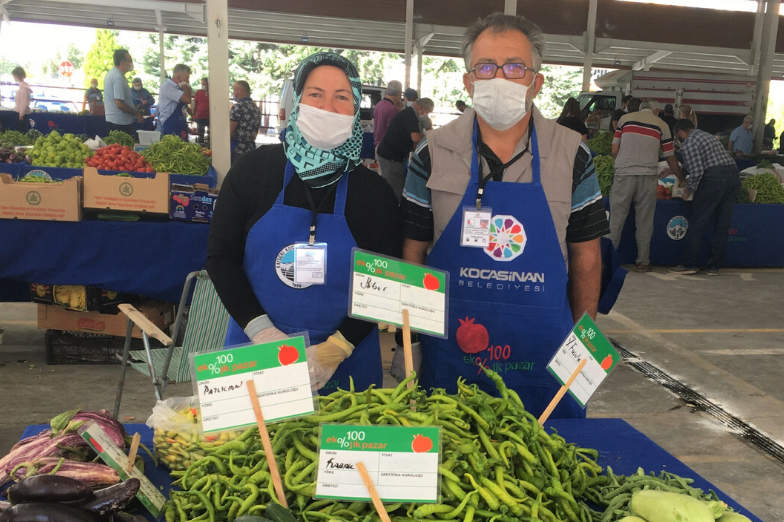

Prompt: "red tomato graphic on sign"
[411,434,433,453]
[278,345,299,366]
[600,354,613,370]
[423,273,440,291]
[456,317,489,354]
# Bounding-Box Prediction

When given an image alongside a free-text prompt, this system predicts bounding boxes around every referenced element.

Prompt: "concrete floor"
[1,267,783,520]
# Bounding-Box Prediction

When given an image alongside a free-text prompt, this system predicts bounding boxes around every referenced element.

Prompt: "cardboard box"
[82,167,169,215]
[170,183,218,223]
[38,302,174,339]
[0,174,82,222]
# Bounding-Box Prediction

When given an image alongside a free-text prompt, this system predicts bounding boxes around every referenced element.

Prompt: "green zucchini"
[264,503,297,522]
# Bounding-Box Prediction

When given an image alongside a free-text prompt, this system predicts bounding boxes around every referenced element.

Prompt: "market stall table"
[0,219,209,303]
[5,419,760,521]
[612,199,784,267]
[1,109,154,137]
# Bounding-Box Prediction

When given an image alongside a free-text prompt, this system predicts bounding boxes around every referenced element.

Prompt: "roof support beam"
[752,0,780,152]
[749,0,765,76]
[581,0,597,92]
[631,50,672,71]
[156,11,166,87]
[206,0,230,185]
[404,0,413,89]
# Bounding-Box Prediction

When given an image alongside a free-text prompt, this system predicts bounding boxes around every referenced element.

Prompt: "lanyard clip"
[308,224,316,245]
[475,187,484,210]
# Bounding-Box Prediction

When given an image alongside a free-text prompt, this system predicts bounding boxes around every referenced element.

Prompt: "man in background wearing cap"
[404,87,418,107]
[131,77,155,117]
[660,104,677,136]
[373,80,403,163]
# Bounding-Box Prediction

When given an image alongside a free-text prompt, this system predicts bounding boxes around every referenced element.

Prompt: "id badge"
[294,242,327,285]
[460,206,492,248]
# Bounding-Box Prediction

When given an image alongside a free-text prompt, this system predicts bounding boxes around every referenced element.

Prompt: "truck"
[578,70,756,135]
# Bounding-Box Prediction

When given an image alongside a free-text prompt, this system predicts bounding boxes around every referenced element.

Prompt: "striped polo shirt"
[613,109,674,176]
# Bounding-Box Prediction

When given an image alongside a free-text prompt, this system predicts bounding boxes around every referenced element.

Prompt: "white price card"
[349,248,448,337]
[460,207,492,247]
[546,314,620,407]
[192,336,314,433]
[80,423,167,518]
[315,424,440,503]
[294,243,327,285]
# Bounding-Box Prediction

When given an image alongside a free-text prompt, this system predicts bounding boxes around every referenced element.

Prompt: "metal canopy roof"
[3,0,782,77]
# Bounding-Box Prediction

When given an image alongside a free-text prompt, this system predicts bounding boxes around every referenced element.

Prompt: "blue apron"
[224,162,382,394]
[161,101,188,139]
[420,120,584,418]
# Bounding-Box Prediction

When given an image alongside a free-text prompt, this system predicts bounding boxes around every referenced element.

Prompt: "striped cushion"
[129,271,229,383]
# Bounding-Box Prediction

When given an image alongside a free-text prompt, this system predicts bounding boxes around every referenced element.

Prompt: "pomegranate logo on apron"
[484,215,527,261]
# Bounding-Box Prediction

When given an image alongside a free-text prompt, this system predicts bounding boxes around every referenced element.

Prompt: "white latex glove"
[307,332,354,391]
[390,341,422,382]
[251,326,288,345]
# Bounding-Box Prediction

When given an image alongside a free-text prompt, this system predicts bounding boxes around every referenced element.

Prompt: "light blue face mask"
[284,52,363,189]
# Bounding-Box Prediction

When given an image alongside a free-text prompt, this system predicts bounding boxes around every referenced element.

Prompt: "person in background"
[670,119,739,276]
[763,119,775,150]
[679,104,698,128]
[418,97,435,132]
[158,64,192,139]
[103,49,143,136]
[82,78,104,115]
[455,100,467,113]
[728,115,753,156]
[11,67,31,132]
[372,80,402,157]
[610,98,681,273]
[621,94,633,112]
[131,77,155,116]
[660,104,677,135]
[556,97,588,142]
[376,97,434,200]
[207,52,401,395]
[610,109,625,134]
[230,80,262,164]
[400,13,608,417]
[404,87,418,107]
[193,77,210,145]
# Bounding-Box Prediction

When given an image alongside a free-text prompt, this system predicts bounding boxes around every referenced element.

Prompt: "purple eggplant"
[6,475,93,505]
[0,433,86,486]
[7,458,119,488]
[0,502,101,522]
[78,478,140,516]
[51,410,126,448]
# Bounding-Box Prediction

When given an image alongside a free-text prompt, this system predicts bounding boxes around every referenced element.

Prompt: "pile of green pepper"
[141,135,211,176]
[167,369,610,522]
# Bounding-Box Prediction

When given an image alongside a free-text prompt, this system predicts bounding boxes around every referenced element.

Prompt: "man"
[192,78,209,145]
[373,80,402,154]
[131,77,155,116]
[609,99,680,272]
[763,118,776,150]
[400,13,608,418]
[229,80,261,163]
[158,64,193,139]
[621,94,633,112]
[103,49,142,135]
[376,97,433,200]
[82,78,104,115]
[455,100,467,113]
[660,104,677,135]
[404,87,418,107]
[728,115,753,156]
[671,119,740,276]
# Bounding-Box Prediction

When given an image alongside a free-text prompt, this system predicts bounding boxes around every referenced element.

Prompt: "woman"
[11,67,31,132]
[556,97,588,141]
[679,104,698,128]
[207,52,401,394]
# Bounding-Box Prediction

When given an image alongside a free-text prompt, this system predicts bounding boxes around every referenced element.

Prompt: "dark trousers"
[685,165,740,269]
[15,113,30,133]
[106,121,137,140]
[195,119,209,143]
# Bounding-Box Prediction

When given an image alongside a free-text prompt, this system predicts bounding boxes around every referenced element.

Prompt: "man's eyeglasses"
[470,62,537,80]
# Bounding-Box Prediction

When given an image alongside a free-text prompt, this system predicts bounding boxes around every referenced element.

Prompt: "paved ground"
[1,266,782,519]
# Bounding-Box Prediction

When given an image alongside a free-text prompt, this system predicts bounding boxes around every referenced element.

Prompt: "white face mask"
[471,78,529,131]
[406,101,415,108]
[297,103,355,150]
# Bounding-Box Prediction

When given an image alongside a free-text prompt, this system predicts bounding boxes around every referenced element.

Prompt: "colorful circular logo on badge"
[275,244,311,289]
[484,215,527,261]
[666,215,688,241]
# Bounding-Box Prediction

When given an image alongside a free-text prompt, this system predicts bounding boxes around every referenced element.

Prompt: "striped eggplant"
[0,432,85,486]
[6,458,119,488]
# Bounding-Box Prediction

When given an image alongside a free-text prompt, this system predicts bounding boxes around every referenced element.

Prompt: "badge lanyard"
[461,120,532,248]
[294,184,338,285]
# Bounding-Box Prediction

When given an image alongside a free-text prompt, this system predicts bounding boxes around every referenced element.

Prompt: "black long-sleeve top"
[207,144,402,346]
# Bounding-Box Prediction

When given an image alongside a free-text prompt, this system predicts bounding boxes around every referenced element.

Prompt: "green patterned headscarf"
[284,52,363,188]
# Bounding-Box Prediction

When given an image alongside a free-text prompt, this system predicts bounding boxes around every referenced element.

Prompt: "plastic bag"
[84,135,106,150]
[147,396,239,470]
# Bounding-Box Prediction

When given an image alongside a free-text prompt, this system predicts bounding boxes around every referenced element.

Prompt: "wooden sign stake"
[357,461,391,522]
[538,358,588,426]
[126,432,140,472]
[247,380,288,508]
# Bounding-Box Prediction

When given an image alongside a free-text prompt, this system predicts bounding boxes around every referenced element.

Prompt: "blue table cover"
[0,220,209,303]
[0,162,218,188]
[1,110,154,136]
[4,419,760,521]
[610,198,784,267]
[361,131,374,159]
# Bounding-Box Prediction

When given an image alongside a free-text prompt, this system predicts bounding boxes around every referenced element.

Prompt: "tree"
[66,44,84,70]
[83,29,119,89]
[536,64,583,119]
